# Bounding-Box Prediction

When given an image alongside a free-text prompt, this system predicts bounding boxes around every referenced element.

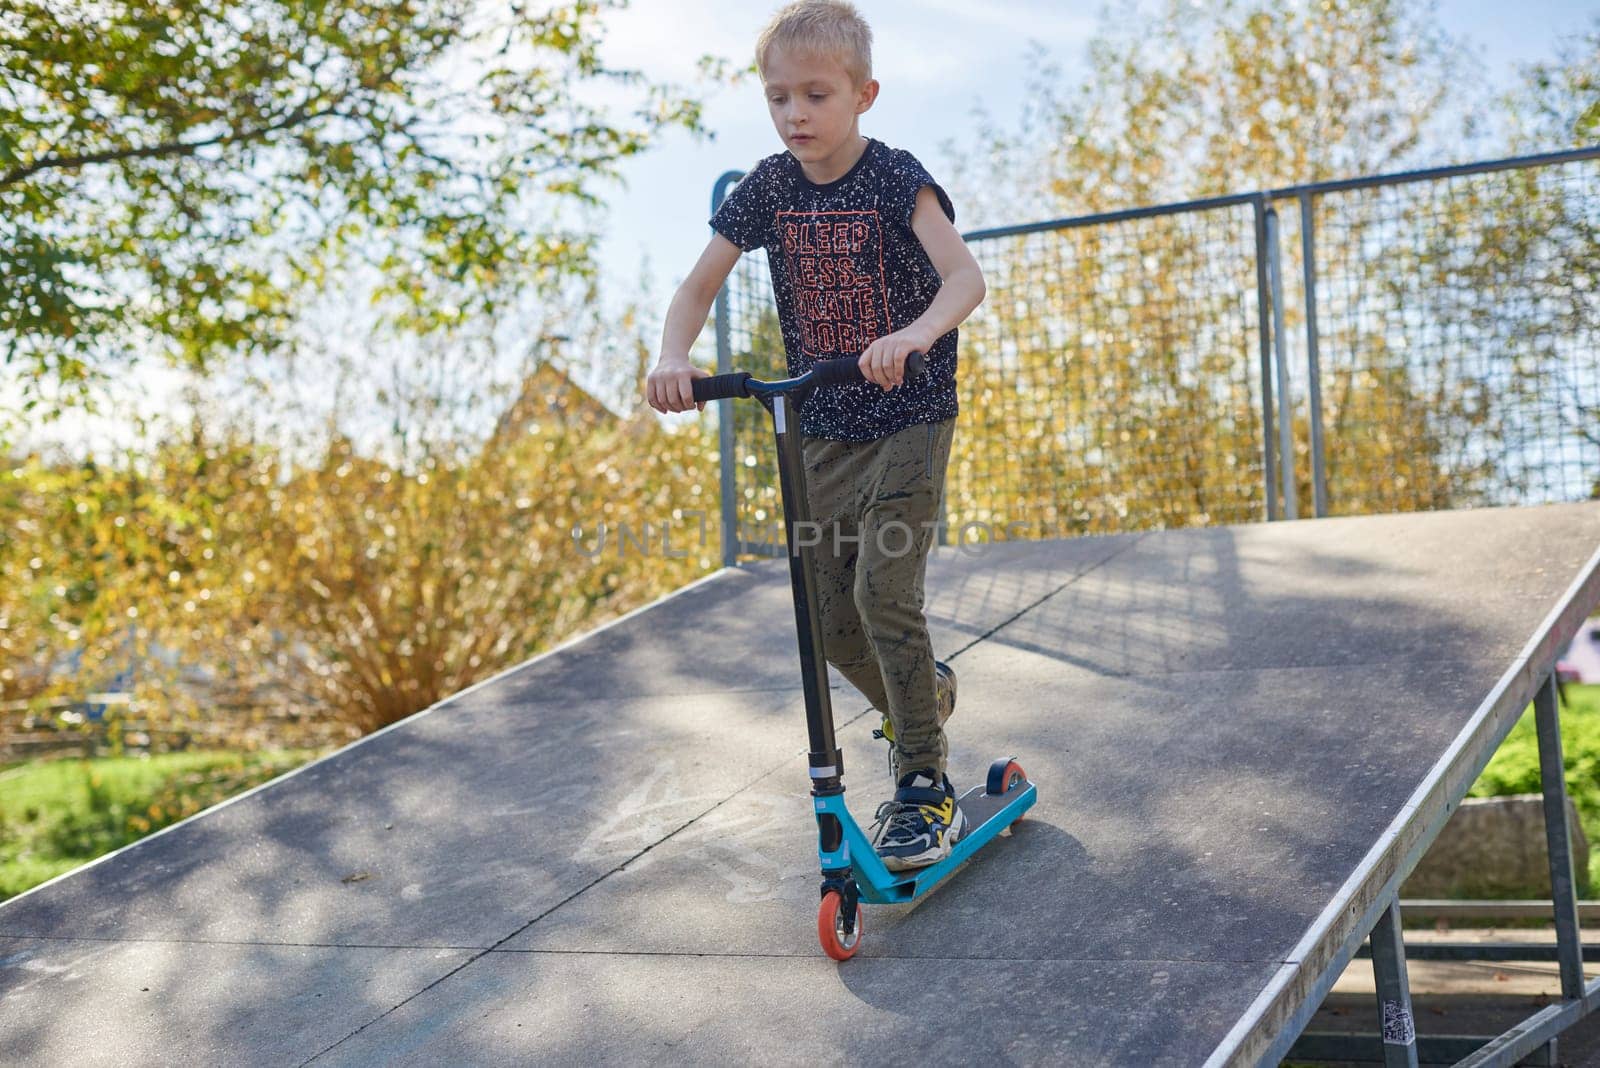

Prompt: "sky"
[592,0,1597,331]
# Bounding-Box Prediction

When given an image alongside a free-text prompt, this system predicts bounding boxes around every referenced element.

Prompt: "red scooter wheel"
[818,890,863,961]
[987,758,1028,822]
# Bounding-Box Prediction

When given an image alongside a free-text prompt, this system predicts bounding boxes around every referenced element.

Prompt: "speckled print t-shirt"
[710,138,960,441]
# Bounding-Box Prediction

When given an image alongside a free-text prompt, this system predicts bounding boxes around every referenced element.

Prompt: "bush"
[1468,684,1600,892]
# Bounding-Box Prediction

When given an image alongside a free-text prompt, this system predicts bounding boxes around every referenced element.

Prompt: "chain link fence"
[1297,156,1600,515]
[712,146,1600,563]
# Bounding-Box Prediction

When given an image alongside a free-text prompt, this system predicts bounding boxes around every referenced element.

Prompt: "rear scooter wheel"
[818,890,863,961]
[987,758,1028,822]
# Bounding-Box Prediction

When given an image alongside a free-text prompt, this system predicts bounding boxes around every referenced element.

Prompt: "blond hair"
[755,1,874,87]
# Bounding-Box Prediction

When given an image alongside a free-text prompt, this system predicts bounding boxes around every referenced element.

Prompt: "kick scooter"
[692,353,1036,960]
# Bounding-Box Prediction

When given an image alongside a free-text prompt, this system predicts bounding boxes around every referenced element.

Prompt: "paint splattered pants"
[802,416,956,782]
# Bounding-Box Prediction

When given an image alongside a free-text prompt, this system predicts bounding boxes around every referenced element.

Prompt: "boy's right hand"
[647,359,711,413]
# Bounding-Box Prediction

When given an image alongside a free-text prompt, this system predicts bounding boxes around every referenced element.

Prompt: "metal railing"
[711,144,1600,565]
[1278,670,1591,1068]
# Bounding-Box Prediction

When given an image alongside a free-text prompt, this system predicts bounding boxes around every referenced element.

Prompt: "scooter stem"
[768,392,845,793]
[688,352,928,795]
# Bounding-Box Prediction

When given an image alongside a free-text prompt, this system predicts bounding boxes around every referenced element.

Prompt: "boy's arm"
[859,186,987,390]
[648,233,743,413]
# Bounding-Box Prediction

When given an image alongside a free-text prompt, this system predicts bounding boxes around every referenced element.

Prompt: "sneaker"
[934,659,957,726]
[870,768,967,871]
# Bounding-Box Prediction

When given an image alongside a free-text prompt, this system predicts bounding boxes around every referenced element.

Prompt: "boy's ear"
[855,78,879,113]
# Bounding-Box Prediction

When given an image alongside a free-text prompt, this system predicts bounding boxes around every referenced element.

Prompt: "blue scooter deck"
[832,779,1037,905]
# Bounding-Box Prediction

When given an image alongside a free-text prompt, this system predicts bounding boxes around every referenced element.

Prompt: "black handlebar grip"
[809,356,866,386]
[810,351,927,387]
[691,372,753,403]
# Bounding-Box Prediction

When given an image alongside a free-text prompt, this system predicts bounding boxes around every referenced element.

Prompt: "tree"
[1510,17,1600,150]
[229,347,718,735]
[0,0,705,413]
[1,1,736,747]
[951,0,1479,227]
[1499,21,1600,494]
[923,0,1552,531]
[1,343,721,741]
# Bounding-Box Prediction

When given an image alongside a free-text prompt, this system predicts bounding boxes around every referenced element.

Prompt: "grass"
[0,748,323,901]
[1467,683,1600,897]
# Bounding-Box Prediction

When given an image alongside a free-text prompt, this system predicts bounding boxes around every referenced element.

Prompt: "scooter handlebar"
[690,351,925,403]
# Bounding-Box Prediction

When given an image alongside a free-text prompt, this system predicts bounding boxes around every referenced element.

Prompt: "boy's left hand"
[859,329,932,390]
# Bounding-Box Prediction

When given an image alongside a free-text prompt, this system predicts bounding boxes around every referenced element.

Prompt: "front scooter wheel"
[818,890,863,960]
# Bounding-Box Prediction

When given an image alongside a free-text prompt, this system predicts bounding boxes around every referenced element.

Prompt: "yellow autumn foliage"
[1,376,719,744]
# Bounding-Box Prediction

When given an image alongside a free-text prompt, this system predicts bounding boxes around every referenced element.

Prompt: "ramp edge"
[1204,522,1600,1068]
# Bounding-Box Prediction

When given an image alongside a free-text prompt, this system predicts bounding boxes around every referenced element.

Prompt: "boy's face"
[762,45,878,173]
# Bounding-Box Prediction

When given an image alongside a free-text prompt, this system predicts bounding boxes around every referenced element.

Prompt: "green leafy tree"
[1,0,732,744]
[0,0,705,413]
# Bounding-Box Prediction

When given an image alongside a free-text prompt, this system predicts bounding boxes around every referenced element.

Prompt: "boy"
[646,0,986,869]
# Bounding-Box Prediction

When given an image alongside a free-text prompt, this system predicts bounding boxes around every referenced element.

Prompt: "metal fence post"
[1253,197,1280,522]
[1370,898,1419,1067]
[1299,190,1328,518]
[711,170,743,567]
[1536,670,1586,1001]
[1265,206,1297,520]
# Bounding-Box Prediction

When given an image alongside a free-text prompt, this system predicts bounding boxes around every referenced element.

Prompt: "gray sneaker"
[870,768,967,871]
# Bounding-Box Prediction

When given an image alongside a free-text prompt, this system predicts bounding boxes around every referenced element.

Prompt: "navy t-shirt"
[710,138,960,441]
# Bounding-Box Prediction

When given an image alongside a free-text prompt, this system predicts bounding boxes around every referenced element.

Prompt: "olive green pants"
[802,417,955,781]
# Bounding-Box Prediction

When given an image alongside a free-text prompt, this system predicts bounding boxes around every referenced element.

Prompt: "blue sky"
[594,0,1597,330]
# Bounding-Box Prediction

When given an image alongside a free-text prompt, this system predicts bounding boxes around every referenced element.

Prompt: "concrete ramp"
[3,504,1599,1065]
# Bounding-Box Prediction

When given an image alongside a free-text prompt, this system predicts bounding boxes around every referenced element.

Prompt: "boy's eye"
[769,95,787,105]
[808,93,828,101]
